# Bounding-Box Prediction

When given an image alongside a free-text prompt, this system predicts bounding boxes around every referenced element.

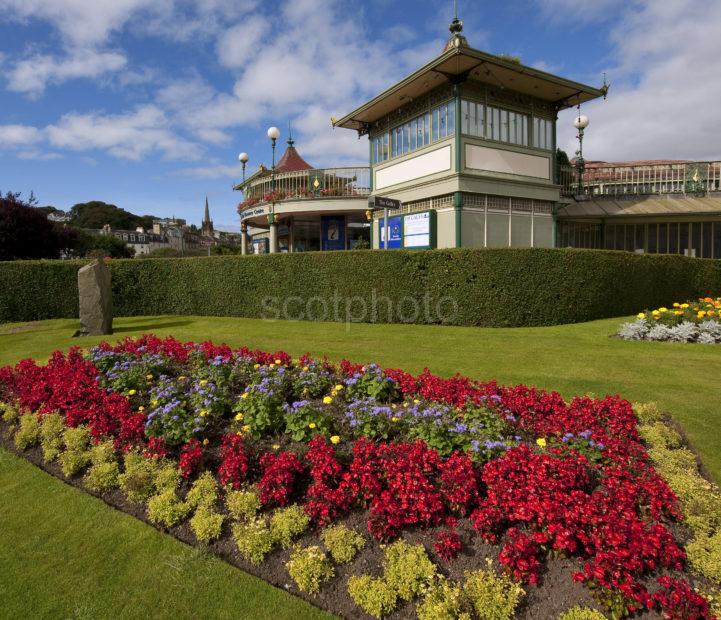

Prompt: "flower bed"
[618,297,721,343]
[0,335,717,619]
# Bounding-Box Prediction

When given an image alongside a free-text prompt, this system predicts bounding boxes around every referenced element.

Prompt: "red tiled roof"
[275,144,313,172]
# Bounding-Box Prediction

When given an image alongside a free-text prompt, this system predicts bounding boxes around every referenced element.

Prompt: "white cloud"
[216,16,268,68]
[536,0,629,25]
[6,49,127,96]
[176,163,243,179]
[0,124,42,147]
[555,0,721,162]
[45,105,201,160]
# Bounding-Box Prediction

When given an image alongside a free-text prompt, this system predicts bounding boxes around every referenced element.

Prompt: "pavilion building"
[333,16,606,250]
[234,135,370,253]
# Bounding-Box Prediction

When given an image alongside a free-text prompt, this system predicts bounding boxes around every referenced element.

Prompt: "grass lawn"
[1,314,720,617]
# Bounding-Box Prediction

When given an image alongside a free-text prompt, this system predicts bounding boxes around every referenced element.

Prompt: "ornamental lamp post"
[573,112,589,196]
[267,126,281,253]
[238,152,250,256]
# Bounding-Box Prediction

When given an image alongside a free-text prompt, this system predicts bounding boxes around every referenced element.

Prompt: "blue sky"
[1,0,719,230]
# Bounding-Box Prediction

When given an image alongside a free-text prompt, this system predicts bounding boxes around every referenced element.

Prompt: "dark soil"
[0,423,674,620]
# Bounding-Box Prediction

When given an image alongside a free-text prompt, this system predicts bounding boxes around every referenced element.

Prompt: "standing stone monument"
[76,259,113,336]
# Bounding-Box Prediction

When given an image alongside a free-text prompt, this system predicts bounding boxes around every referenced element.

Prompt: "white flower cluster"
[617,319,721,343]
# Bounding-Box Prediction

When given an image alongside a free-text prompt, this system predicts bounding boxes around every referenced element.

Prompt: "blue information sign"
[379,215,403,249]
[321,215,346,251]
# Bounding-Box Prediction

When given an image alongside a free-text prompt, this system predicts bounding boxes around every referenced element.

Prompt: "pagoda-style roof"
[275,141,314,172]
[334,33,606,133]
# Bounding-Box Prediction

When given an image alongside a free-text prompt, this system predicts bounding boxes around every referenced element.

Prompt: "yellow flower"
[146,374,154,380]
[652,310,660,316]
[242,424,250,432]
[269,362,275,367]
[138,406,145,412]
[199,379,208,386]
[674,310,683,316]
[673,302,680,308]
[681,303,690,309]
[178,375,186,381]
[275,359,282,365]
[403,403,409,408]
[323,396,333,405]
[200,410,208,418]
[334,384,344,391]
[151,399,158,406]
[330,435,340,445]
[698,311,707,317]
[391,404,397,409]
[253,363,260,369]
[309,422,317,429]
[202,438,209,446]
[128,389,137,396]
[637,313,646,319]
[272,444,280,450]
[302,366,309,372]
[413,399,420,405]
[391,417,400,423]
[659,307,668,313]
[241,392,249,399]
[235,413,244,421]
[536,438,547,448]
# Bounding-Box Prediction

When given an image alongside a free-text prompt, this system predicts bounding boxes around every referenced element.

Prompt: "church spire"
[204,196,210,223]
[202,196,213,235]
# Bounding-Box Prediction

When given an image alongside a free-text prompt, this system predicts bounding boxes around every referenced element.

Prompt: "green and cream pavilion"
[235,13,609,253]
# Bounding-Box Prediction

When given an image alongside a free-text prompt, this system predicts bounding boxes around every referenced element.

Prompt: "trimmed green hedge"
[1,249,720,327]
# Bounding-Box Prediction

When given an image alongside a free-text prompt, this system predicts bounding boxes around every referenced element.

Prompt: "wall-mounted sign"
[240,206,268,221]
[321,215,346,251]
[369,196,402,210]
[403,210,436,249]
[308,170,325,194]
[379,215,403,249]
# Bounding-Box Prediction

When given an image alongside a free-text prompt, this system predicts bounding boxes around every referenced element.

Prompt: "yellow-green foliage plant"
[186,472,219,510]
[686,531,721,583]
[233,517,274,565]
[269,505,311,548]
[636,401,721,585]
[347,575,398,619]
[416,576,471,620]
[39,412,65,462]
[559,607,608,620]
[633,401,663,425]
[14,412,40,450]
[58,426,91,477]
[384,539,437,602]
[147,489,191,528]
[154,461,181,493]
[1,401,20,425]
[84,440,120,493]
[225,488,260,522]
[463,560,525,620]
[322,524,365,564]
[118,451,161,503]
[285,545,334,595]
[190,506,224,544]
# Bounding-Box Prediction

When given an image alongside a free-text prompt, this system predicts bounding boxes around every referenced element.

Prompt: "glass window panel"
[635,224,645,251]
[714,223,721,259]
[478,105,485,137]
[615,225,624,250]
[625,225,634,251]
[432,108,440,141]
[439,104,447,138]
[468,102,477,136]
[668,223,678,253]
[546,121,553,150]
[692,222,701,257]
[424,113,430,145]
[500,110,508,142]
[647,223,658,253]
[658,223,668,253]
[448,102,455,136]
[604,225,614,249]
[403,124,410,153]
[680,223,689,255]
[493,108,500,141]
[522,116,528,146]
[702,222,713,258]
[410,119,417,151]
[462,100,470,134]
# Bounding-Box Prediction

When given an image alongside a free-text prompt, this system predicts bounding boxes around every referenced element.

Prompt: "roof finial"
[287,121,295,147]
[449,0,463,35]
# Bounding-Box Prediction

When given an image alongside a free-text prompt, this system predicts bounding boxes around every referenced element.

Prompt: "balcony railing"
[240,167,370,210]
[560,161,721,198]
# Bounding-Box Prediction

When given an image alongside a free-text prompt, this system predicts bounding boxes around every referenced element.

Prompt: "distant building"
[99,224,170,256]
[47,210,71,224]
[201,197,214,237]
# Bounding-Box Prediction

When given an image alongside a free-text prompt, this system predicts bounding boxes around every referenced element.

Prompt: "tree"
[74,229,135,259]
[557,148,571,168]
[0,192,68,260]
[69,201,156,231]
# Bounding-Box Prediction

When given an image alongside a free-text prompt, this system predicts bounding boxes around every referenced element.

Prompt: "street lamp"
[573,110,589,195]
[238,152,249,182]
[267,126,281,252]
[238,152,250,256]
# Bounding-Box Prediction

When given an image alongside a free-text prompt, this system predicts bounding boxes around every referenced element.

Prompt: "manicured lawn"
[1,314,720,618]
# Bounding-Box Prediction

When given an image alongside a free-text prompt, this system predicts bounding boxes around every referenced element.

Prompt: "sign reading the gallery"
[403,210,436,249]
